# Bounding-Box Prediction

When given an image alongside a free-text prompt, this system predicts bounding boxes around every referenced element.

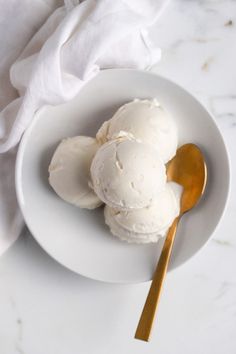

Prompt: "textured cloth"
[0,0,168,255]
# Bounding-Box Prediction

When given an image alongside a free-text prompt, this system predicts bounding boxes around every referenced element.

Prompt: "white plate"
[16,69,230,283]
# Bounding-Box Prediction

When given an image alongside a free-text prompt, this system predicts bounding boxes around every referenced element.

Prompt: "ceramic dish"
[15,69,230,283]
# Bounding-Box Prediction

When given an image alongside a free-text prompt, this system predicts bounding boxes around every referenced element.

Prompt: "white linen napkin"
[0,0,168,255]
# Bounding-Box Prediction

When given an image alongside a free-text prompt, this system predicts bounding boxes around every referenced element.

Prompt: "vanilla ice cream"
[90,136,166,210]
[49,136,102,209]
[48,96,181,245]
[96,99,178,163]
[104,182,181,243]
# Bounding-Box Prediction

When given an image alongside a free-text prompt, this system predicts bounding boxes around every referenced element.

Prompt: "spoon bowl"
[167,143,207,213]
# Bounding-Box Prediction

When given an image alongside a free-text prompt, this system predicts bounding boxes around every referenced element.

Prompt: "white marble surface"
[0,1,236,353]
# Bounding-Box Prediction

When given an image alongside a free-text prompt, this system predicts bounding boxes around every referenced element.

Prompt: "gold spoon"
[135,143,207,342]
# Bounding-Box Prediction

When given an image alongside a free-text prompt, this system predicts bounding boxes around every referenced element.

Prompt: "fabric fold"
[0,0,168,255]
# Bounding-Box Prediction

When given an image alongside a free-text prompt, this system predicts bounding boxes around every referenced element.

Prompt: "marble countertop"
[0,1,235,353]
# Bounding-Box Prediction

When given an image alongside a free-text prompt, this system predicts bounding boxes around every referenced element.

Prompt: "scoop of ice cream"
[105,205,169,243]
[104,182,181,243]
[90,137,166,210]
[49,136,102,209]
[96,99,178,163]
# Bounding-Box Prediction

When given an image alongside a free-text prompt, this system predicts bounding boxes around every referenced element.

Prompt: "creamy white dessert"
[90,136,166,210]
[48,98,181,245]
[104,183,181,244]
[49,136,102,209]
[96,99,178,163]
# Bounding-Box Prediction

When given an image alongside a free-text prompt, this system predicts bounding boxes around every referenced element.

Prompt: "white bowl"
[16,69,230,284]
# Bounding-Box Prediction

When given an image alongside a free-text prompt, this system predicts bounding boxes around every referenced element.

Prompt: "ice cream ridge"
[49,99,182,244]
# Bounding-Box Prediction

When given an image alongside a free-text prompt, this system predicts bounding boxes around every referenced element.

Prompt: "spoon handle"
[135,217,179,342]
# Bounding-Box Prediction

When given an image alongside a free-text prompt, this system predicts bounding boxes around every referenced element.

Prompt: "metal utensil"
[135,143,207,342]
